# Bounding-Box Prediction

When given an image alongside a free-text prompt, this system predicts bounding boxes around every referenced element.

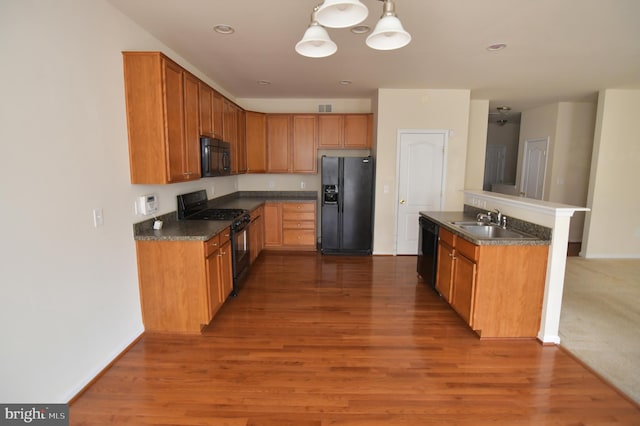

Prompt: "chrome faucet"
[492,209,502,224]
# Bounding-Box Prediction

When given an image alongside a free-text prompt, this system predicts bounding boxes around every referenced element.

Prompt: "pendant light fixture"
[316,0,368,29]
[295,0,410,58]
[366,0,411,51]
[295,5,338,58]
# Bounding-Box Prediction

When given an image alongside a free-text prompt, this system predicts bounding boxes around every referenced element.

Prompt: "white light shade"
[295,24,338,58]
[366,15,411,50]
[316,0,368,28]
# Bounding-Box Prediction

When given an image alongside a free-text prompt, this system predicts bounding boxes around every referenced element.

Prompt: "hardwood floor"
[70,253,640,425]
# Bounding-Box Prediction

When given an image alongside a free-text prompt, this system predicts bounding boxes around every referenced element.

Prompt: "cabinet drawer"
[282,211,315,221]
[282,203,315,213]
[283,229,316,246]
[455,237,479,261]
[204,235,220,257]
[219,227,231,245]
[283,220,315,230]
[439,228,455,246]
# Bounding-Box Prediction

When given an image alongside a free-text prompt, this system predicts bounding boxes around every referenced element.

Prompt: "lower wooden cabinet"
[435,228,549,338]
[135,227,232,333]
[264,201,317,251]
[249,205,265,264]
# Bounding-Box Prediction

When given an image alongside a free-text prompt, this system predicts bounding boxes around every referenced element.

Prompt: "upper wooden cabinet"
[266,114,291,173]
[223,99,247,174]
[198,81,213,137]
[123,52,201,184]
[245,111,267,173]
[266,114,317,173]
[292,115,317,173]
[318,114,373,149]
[212,90,224,139]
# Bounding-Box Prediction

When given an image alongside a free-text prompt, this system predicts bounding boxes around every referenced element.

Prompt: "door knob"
[400,199,406,204]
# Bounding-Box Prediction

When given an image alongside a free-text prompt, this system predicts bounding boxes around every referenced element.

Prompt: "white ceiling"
[107,0,640,112]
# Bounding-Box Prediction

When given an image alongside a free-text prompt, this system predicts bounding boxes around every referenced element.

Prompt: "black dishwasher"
[417,216,439,289]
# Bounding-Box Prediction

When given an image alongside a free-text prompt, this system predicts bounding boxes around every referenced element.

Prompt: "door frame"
[394,129,448,255]
[520,137,549,199]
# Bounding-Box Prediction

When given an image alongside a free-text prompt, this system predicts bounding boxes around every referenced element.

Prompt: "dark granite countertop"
[420,210,551,246]
[134,191,318,242]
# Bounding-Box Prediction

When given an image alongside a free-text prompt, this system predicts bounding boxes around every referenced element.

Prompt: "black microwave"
[200,136,230,177]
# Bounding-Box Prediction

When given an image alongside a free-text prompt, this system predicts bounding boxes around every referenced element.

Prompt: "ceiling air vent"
[318,104,332,113]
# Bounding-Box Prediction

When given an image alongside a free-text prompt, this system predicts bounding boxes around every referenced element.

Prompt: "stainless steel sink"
[458,224,535,239]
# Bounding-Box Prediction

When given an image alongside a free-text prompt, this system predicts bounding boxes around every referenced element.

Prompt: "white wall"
[0,0,239,403]
[465,100,490,190]
[518,102,596,243]
[582,89,640,258]
[373,89,471,254]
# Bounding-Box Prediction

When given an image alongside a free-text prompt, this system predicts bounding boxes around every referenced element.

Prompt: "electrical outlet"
[269,180,275,189]
[211,184,215,196]
[300,181,306,189]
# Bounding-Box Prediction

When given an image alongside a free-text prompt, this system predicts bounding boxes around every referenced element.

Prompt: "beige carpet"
[559,257,640,403]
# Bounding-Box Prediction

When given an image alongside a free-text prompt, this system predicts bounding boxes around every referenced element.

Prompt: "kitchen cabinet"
[263,202,283,246]
[435,229,454,303]
[223,98,247,174]
[266,115,291,173]
[249,205,265,264]
[318,114,373,149]
[264,201,317,250]
[198,81,213,138]
[212,90,224,139]
[245,111,267,173]
[266,114,317,173]
[122,51,201,184]
[292,115,317,173]
[135,227,232,333]
[435,228,549,338]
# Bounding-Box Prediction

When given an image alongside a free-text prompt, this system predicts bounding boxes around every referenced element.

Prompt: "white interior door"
[521,137,548,199]
[396,130,447,255]
[483,145,506,190]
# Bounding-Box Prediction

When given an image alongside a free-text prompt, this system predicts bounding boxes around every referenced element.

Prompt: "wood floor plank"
[70,253,640,425]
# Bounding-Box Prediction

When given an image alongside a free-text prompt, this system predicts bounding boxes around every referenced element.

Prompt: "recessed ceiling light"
[496,105,511,113]
[350,25,370,35]
[486,43,507,52]
[339,80,352,85]
[213,24,235,35]
[257,80,271,86]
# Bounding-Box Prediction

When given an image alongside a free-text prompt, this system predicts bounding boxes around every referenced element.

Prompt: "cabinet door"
[436,240,454,302]
[246,111,267,173]
[223,99,239,173]
[219,239,233,301]
[451,254,477,326]
[237,109,247,174]
[266,115,291,172]
[344,114,372,148]
[263,202,283,246]
[198,81,213,137]
[205,249,222,321]
[162,58,186,182]
[212,90,224,139]
[292,115,317,173]
[183,72,201,179]
[317,115,343,148]
[249,206,264,264]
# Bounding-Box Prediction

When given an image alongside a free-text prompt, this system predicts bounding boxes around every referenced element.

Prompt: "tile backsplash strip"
[133,190,318,233]
[463,205,552,240]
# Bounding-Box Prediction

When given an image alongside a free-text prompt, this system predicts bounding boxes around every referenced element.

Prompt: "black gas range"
[177,190,251,295]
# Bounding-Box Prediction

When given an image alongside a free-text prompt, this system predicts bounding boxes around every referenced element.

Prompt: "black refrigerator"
[321,156,374,255]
